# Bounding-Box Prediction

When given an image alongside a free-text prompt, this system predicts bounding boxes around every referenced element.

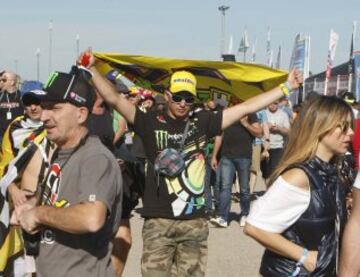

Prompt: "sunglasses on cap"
[170,94,195,105]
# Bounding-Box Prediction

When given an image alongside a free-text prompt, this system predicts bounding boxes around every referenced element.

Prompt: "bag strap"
[179,120,190,151]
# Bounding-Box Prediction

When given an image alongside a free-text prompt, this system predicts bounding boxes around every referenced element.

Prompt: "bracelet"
[279,81,293,97]
[296,248,309,266]
[290,248,309,277]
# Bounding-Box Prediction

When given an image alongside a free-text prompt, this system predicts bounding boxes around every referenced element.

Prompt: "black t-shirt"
[126,124,146,159]
[133,108,222,219]
[0,91,23,137]
[221,113,258,159]
[87,109,115,152]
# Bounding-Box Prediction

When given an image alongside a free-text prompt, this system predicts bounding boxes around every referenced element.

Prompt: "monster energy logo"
[155,130,168,149]
[44,72,59,89]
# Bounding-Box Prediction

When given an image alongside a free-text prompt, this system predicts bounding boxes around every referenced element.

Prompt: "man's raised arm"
[222,69,302,130]
[80,50,136,124]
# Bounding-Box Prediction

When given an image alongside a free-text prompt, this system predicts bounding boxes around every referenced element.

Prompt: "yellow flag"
[94,52,287,103]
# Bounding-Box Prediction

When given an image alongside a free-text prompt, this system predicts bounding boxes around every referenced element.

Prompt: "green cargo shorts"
[141,217,209,277]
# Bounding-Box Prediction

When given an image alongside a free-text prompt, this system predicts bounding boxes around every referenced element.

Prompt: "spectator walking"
[249,109,269,198]
[14,67,123,276]
[245,96,352,276]
[0,71,23,143]
[210,113,262,227]
[0,81,47,276]
[264,100,290,183]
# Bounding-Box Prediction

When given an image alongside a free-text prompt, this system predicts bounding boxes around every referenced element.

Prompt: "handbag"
[154,120,190,177]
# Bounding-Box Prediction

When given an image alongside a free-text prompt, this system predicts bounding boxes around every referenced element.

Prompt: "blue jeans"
[218,157,251,221]
[204,156,220,213]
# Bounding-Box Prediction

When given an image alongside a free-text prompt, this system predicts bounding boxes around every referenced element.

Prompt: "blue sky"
[1,0,359,81]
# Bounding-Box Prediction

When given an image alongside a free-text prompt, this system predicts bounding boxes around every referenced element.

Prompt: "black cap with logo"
[41,66,95,111]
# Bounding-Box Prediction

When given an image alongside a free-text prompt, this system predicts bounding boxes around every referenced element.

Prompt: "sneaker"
[205,210,214,221]
[210,217,228,228]
[250,193,258,201]
[239,216,247,227]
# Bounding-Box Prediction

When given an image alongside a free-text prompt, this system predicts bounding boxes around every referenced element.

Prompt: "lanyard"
[0,91,17,112]
[40,133,90,206]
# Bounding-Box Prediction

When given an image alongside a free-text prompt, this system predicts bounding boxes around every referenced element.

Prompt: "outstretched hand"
[77,48,96,69]
[287,69,304,90]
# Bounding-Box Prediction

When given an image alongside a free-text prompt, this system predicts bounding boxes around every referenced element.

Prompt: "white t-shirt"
[246,176,310,233]
[354,170,360,189]
[265,109,290,149]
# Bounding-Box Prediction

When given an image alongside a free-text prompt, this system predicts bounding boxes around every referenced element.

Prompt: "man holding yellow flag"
[81,49,302,276]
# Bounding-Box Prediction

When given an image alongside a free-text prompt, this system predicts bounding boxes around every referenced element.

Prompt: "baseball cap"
[41,66,95,110]
[342,92,357,104]
[169,71,197,96]
[20,81,45,106]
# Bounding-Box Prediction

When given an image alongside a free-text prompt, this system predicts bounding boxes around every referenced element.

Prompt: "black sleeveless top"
[260,157,347,277]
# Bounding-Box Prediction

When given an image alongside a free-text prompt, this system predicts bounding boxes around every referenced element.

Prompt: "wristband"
[296,248,309,266]
[279,81,293,97]
[290,248,309,277]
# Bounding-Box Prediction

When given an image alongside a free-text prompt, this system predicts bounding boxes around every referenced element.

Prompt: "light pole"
[218,5,230,58]
[48,19,53,75]
[76,34,80,58]
[36,48,40,81]
[14,59,18,75]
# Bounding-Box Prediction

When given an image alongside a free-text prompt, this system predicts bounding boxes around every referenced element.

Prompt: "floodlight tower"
[48,19,53,75]
[76,34,80,58]
[36,48,41,81]
[14,59,18,75]
[218,5,230,58]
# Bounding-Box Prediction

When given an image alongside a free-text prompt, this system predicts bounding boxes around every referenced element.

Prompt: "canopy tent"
[93,52,288,105]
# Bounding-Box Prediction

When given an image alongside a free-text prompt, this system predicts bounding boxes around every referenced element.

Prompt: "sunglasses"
[171,94,195,105]
[0,79,7,82]
[337,121,354,134]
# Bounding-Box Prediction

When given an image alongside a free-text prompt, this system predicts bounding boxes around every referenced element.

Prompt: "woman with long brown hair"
[244,96,354,276]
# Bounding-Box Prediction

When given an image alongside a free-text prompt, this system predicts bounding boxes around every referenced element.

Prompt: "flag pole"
[76,34,80,58]
[348,21,357,92]
[218,5,230,58]
[325,29,339,95]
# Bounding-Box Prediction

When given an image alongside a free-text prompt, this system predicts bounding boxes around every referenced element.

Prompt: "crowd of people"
[0,48,360,277]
